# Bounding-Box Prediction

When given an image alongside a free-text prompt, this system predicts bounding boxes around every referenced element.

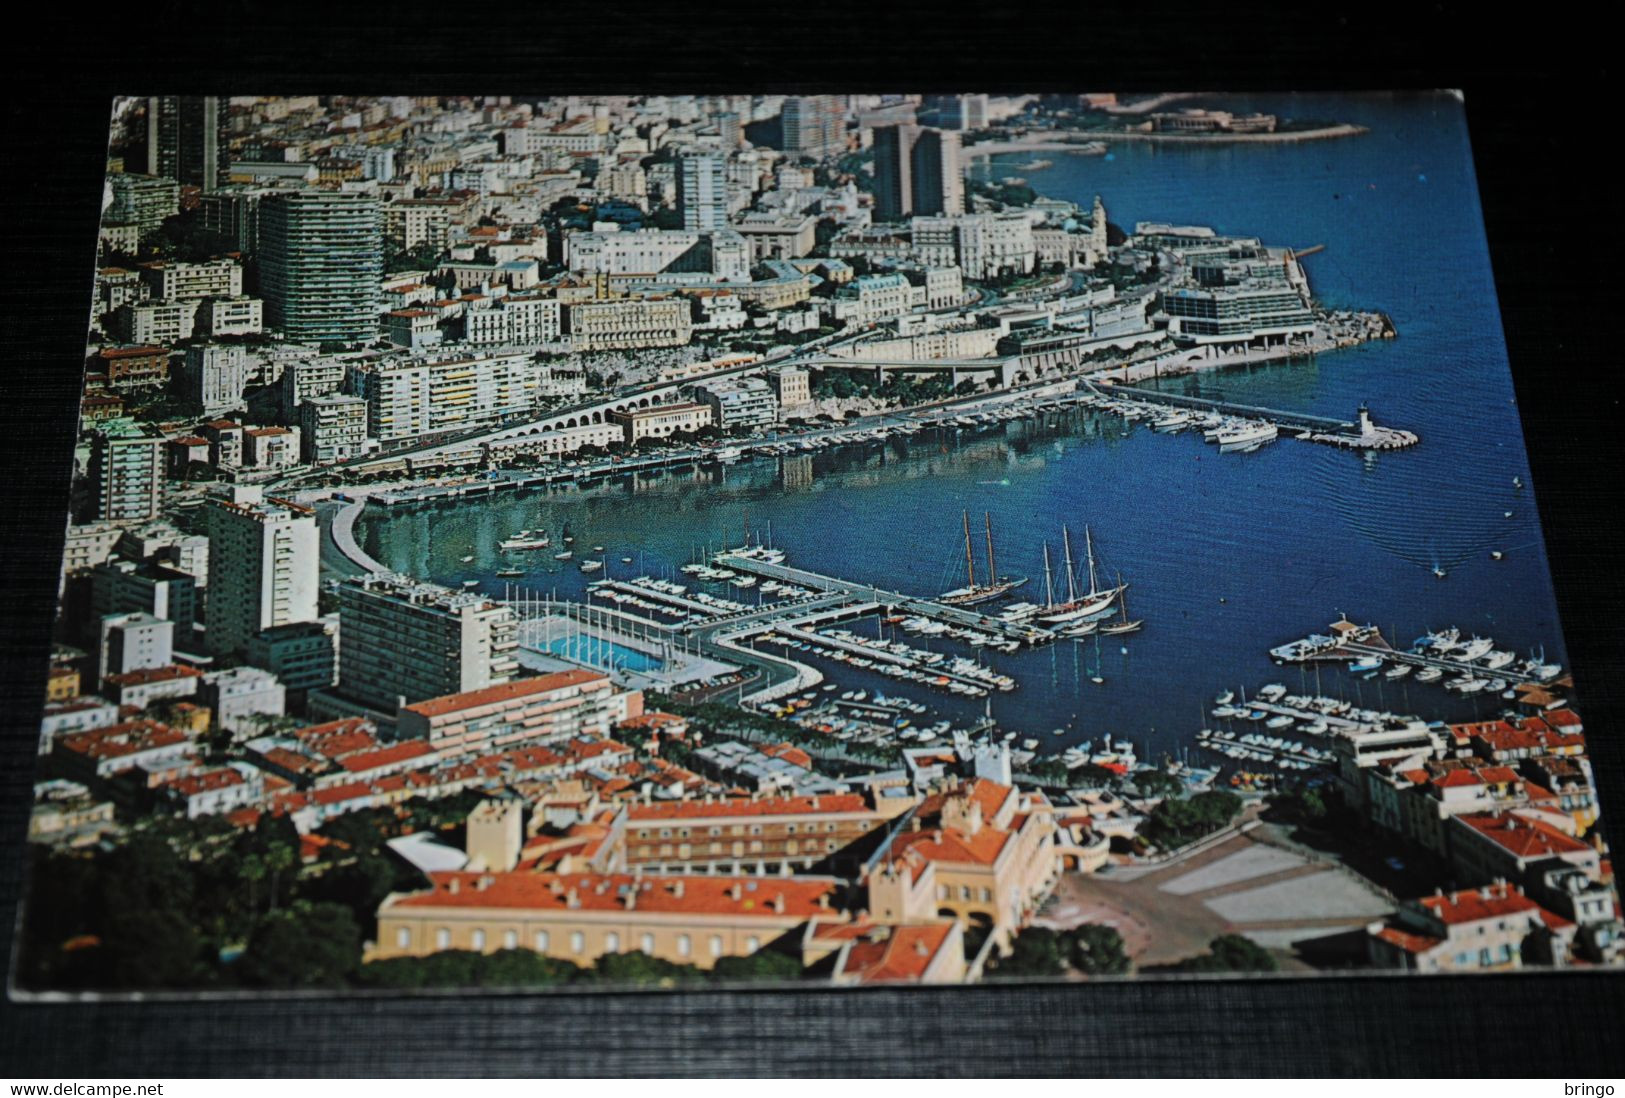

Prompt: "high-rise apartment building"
[203,487,320,657]
[89,419,165,523]
[781,95,846,159]
[146,96,230,190]
[335,572,518,715]
[677,153,728,232]
[105,174,181,238]
[259,190,383,346]
[873,125,963,222]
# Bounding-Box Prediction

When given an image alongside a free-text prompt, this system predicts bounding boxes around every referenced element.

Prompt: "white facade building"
[203,487,320,657]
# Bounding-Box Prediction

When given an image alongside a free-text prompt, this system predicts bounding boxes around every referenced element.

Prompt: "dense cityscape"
[18,92,1619,993]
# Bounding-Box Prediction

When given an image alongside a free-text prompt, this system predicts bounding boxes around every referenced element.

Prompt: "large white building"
[565,229,749,282]
[195,295,264,338]
[678,153,728,232]
[184,343,250,415]
[335,572,519,715]
[462,294,564,346]
[89,419,165,523]
[299,393,369,463]
[203,487,320,658]
[911,212,1036,281]
[565,298,693,351]
[259,190,383,346]
[353,350,536,444]
[139,259,243,302]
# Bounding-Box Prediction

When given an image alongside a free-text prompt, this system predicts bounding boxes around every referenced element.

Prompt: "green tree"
[235,902,362,989]
[1133,770,1185,800]
[1141,790,1242,850]
[1066,924,1131,976]
[1177,934,1278,974]
[985,926,1067,979]
[594,950,706,987]
[358,949,581,989]
[710,949,804,983]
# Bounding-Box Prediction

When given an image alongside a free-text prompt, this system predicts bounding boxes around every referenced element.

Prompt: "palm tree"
[240,852,266,916]
[265,844,296,913]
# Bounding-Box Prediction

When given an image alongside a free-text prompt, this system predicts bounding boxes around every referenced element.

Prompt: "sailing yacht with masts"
[940,511,1028,607]
[1099,570,1143,635]
[1037,525,1124,624]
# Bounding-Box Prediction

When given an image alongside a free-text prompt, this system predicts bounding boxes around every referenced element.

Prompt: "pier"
[1268,620,1560,688]
[712,551,1057,646]
[1085,380,1419,450]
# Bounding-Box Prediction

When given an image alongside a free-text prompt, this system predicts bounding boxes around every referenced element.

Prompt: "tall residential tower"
[259,190,383,346]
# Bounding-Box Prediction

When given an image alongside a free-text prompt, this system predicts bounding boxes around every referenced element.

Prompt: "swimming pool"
[537,633,663,673]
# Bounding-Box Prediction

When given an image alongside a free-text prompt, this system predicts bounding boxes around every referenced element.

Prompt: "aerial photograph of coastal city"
[13,89,1620,996]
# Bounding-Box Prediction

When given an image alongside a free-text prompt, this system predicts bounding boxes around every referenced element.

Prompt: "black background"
[1,0,1620,1077]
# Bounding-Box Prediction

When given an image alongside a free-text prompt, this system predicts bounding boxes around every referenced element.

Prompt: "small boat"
[554,550,573,561]
[1215,690,1235,705]
[1491,551,1504,560]
[1349,656,1383,673]
[1432,566,1447,579]
[496,568,524,578]
[622,557,634,564]
[580,560,603,573]
[1415,666,1444,683]
[461,579,479,588]
[1385,664,1413,679]
[1265,715,1295,730]
[1513,476,1523,489]
[460,555,475,563]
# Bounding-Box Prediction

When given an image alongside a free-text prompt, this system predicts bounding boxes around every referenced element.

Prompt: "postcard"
[15,91,1618,996]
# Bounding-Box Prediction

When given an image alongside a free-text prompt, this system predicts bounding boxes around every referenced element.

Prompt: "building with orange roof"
[1519,755,1599,835]
[102,663,204,709]
[622,788,903,876]
[1449,811,1602,886]
[372,868,844,971]
[159,762,264,819]
[396,668,634,756]
[52,719,196,785]
[1367,881,1575,972]
[866,779,1059,945]
[803,917,968,985]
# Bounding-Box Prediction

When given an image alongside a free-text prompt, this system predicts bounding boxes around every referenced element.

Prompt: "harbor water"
[360,92,1570,761]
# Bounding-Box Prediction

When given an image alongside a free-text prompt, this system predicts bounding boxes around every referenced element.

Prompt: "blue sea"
[361,92,1570,761]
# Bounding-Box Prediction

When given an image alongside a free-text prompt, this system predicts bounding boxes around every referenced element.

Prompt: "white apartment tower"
[203,487,320,657]
[677,153,728,232]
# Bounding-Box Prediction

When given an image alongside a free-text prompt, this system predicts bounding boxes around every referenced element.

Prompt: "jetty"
[1086,380,1418,451]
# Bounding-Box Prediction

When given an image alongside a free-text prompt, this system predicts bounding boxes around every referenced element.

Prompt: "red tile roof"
[1371,925,1444,954]
[104,664,204,687]
[829,921,956,984]
[1417,882,1540,925]
[165,767,247,797]
[389,871,841,919]
[59,720,188,759]
[1457,813,1593,859]
[337,740,437,772]
[628,792,870,821]
[888,823,1012,870]
[402,669,610,718]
